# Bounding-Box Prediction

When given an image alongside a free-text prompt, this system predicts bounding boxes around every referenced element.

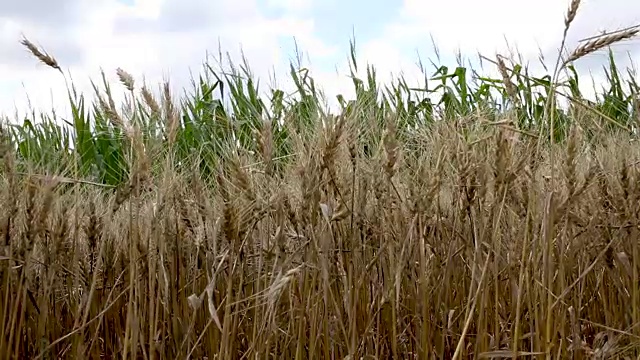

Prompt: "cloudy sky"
[1,0,639,121]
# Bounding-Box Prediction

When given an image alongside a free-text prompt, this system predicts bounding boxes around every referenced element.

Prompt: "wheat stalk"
[564,0,581,30]
[20,37,62,74]
[162,82,179,146]
[562,28,640,68]
[496,54,521,108]
[116,68,135,92]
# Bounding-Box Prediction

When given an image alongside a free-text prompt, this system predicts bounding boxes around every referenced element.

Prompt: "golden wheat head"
[20,37,62,74]
[563,28,639,68]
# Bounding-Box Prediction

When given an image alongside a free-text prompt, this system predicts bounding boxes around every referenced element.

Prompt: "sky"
[1,0,639,122]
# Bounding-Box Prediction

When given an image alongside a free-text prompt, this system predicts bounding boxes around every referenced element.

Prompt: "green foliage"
[4,41,640,188]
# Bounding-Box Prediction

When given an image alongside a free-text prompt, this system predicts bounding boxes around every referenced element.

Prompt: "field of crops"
[2,2,640,358]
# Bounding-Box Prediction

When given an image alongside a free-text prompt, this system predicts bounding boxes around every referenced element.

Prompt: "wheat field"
[2,2,640,359]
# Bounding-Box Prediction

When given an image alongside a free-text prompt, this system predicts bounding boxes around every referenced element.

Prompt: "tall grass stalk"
[1,4,640,359]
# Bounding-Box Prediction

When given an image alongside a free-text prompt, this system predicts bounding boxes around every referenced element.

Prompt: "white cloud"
[266,0,313,14]
[394,0,565,57]
[390,0,640,58]
[1,0,640,123]
[321,0,640,107]
[0,0,334,121]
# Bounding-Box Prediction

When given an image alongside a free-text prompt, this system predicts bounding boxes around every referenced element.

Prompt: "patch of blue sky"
[259,0,402,68]
[310,0,400,51]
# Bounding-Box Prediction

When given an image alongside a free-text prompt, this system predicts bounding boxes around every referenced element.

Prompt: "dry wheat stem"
[563,28,640,68]
[20,38,62,74]
[116,68,135,92]
[564,0,581,30]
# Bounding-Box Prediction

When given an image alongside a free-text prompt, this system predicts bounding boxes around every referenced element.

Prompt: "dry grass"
[2,114,640,359]
[4,1,640,358]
